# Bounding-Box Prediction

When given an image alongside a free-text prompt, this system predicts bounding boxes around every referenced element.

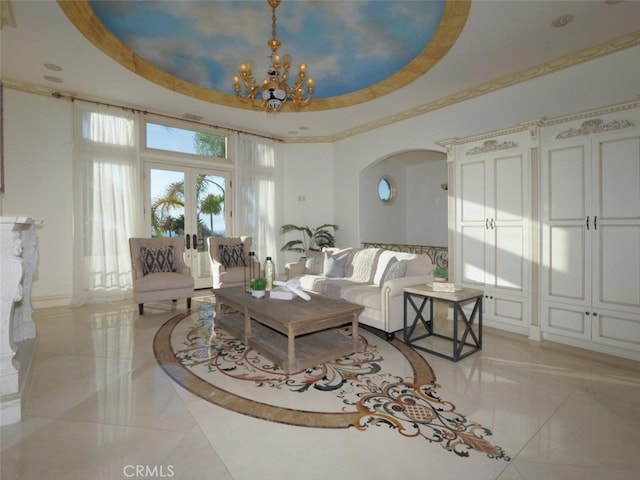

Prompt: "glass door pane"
[149,168,186,238]
[191,172,228,287]
[146,163,230,289]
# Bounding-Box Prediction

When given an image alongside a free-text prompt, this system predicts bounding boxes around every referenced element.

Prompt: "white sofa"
[285,247,434,338]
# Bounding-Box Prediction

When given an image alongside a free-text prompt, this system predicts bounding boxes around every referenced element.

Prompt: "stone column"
[0,216,42,425]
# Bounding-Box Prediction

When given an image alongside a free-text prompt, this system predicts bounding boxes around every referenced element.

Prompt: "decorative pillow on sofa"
[141,246,176,275]
[323,251,349,278]
[379,258,407,285]
[349,248,382,283]
[218,244,246,268]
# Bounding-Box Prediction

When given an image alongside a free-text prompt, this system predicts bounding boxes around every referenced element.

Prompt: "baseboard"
[528,325,542,341]
[32,294,71,309]
[542,332,639,362]
[482,318,530,337]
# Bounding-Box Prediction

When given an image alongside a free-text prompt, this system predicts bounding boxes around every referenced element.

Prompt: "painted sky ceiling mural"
[88,0,446,100]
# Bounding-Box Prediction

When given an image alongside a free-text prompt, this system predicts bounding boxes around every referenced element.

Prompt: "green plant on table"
[434,267,448,278]
[250,277,267,291]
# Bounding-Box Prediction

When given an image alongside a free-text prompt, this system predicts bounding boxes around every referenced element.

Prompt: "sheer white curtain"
[235,133,282,268]
[71,103,144,306]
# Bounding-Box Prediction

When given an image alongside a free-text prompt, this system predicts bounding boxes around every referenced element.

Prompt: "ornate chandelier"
[232,0,314,112]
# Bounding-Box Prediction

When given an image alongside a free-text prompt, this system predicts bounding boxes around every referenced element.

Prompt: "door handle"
[185,234,191,249]
[586,216,589,230]
[486,218,489,230]
[193,234,198,250]
[490,218,495,230]
[594,216,597,230]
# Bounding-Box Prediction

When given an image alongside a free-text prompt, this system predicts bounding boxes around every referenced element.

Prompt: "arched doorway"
[358,150,448,246]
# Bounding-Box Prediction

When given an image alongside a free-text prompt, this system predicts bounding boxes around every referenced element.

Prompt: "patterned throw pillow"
[141,246,176,275]
[379,258,407,285]
[218,244,246,268]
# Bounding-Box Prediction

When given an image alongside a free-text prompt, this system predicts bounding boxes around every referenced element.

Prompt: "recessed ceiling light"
[605,1,624,4]
[44,63,63,71]
[551,14,574,28]
[288,131,299,135]
[43,75,63,83]
[299,126,309,130]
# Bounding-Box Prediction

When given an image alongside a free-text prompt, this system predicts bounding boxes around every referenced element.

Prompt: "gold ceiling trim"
[57,0,470,113]
[286,30,640,144]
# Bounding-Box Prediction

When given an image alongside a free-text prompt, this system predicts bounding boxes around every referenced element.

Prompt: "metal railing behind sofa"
[361,242,448,270]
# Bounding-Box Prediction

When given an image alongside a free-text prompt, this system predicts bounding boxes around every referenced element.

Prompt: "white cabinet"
[448,130,533,334]
[540,115,640,359]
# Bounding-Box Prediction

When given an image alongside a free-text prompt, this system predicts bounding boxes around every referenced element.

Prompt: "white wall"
[359,156,406,244]
[3,90,74,304]
[406,158,448,246]
[280,142,334,265]
[358,150,447,247]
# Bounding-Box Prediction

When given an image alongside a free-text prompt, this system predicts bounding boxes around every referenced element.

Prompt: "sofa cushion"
[348,248,382,284]
[317,278,362,298]
[341,284,383,311]
[134,271,192,292]
[141,246,176,275]
[218,244,246,268]
[323,251,349,278]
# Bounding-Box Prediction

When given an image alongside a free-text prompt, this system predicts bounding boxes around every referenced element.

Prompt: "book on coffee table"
[269,288,294,300]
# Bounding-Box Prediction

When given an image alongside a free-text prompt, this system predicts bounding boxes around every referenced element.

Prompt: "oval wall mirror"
[377,176,396,204]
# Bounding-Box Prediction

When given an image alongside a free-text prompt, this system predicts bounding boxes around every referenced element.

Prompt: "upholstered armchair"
[208,236,262,289]
[129,237,195,315]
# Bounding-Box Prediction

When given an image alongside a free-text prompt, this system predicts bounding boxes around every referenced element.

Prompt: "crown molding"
[289,30,640,143]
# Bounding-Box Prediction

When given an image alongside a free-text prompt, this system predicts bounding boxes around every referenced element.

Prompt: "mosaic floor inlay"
[153,311,509,461]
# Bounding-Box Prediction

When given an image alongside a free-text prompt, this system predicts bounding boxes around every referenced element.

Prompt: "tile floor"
[1,295,639,480]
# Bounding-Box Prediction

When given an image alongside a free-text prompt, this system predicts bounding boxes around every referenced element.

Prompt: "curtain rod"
[51,91,282,143]
[4,80,281,142]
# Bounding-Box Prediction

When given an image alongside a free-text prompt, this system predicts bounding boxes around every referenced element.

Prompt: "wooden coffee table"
[213,287,364,373]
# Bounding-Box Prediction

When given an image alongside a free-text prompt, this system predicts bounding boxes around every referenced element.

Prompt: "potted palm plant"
[280,223,339,253]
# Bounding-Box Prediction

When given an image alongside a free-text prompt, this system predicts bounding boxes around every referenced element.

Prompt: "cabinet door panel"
[494,225,524,290]
[547,145,587,221]
[545,304,590,338]
[597,136,640,220]
[495,155,524,222]
[548,225,587,301]
[594,309,640,350]
[597,225,640,309]
[459,160,486,223]
[494,297,524,323]
[460,225,486,285]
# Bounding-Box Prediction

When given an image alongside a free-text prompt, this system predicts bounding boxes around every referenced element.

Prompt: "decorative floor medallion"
[154,311,509,461]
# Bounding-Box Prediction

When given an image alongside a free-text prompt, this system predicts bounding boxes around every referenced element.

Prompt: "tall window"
[71,103,143,305]
[145,121,227,159]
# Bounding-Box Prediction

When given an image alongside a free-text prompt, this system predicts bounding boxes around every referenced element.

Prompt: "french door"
[144,162,231,289]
